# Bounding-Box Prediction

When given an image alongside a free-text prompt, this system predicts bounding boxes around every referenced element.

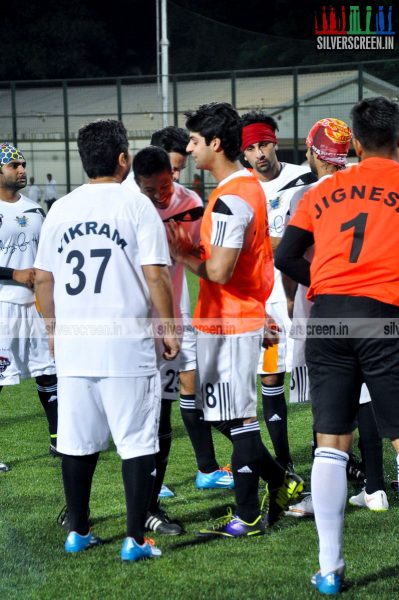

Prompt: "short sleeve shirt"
[289,157,399,306]
[35,183,171,376]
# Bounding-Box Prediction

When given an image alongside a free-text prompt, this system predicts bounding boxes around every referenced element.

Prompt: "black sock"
[230,421,263,522]
[312,429,317,459]
[257,439,286,489]
[358,401,385,493]
[212,420,232,442]
[122,454,155,543]
[149,400,172,512]
[261,379,292,468]
[180,394,219,472]
[36,374,58,446]
[62,452,99,535]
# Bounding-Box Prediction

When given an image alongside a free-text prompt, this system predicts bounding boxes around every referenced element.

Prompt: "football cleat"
[121,536,162,561]
[49,444,62,458]
[57,504,91,530]
[196,465,234,489]
[145,508,184,535]
[311,568,345,595]
[390,480,399,492]
[264,471,304,525]
[346,453,365,482]
[285,493,314,518]
[349,488,388,512]
[0,461,10,472]
[197,507,265,538]
[65,531,103,553]
[158,484,175,498]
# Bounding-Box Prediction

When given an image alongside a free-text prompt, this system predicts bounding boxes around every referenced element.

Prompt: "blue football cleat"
[311,570,344,595]
[158,484,175,498]
[121,537,162,561]
[196,465,234,489]
[65,531,103,553]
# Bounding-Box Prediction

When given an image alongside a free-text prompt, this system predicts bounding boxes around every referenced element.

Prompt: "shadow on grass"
[348,564,399,591]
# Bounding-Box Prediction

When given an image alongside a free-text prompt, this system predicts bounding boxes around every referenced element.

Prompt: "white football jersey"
[155,182,203,319]
[0,193,45,304]
[259,163,314,304]
[123,171,140,194]
[34,183,170,377]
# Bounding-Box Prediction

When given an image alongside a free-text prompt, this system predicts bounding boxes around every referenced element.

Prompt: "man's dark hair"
[133,146,172,181]
[150,126,189,155]
[77,119,129,178]
[185,102,241,162]
[240,111,279,132]
[351,96,399,153]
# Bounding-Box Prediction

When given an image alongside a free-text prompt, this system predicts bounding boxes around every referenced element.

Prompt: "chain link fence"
[0,59,398,200]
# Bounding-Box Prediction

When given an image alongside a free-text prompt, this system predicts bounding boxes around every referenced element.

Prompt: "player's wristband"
[0,267,14,280]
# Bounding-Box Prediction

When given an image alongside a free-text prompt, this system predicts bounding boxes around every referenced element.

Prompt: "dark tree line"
[0,0,397,81]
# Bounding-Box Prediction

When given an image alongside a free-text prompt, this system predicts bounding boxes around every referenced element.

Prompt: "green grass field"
[1,274,399,599]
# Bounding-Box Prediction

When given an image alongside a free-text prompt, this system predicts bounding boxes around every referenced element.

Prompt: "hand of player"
[13,268,35,289]
[166,220,195,262]
[162,334,181,361]
[262,315,281,348]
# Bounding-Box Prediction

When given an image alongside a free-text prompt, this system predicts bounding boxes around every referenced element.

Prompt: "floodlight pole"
[160,0,169,126]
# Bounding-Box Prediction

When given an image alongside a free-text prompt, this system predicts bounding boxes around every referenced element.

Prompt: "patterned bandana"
[306,119,352,167]
[0,143,25,167]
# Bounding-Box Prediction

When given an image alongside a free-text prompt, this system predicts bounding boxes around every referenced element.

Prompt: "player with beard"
[35,120,179,560]
[275,97,399,594]
[240,111,316,471]
[0,143,58,472]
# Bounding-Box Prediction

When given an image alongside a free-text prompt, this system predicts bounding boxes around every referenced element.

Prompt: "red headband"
[306,118,352,167]
[241,123,278,151]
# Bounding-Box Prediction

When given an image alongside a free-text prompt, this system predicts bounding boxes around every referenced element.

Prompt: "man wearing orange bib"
[168,102,303,537]
[276,96,399,595]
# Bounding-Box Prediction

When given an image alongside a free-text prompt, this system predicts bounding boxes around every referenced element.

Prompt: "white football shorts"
[195,328,263,421]
[0,301,56,385]
[157,316,196,401]
[57,373,161,459]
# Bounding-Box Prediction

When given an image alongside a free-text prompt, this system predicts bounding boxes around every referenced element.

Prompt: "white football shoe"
[349,488,389,512]
[285,493,314,518]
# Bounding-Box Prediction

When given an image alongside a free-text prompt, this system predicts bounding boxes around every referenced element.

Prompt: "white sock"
[311,447,348,576]
[396,453,399,482]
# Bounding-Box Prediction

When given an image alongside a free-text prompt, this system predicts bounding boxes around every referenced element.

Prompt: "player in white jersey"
[0,143,58,472]
[240,112,317,471]
[34,120,179,561]
[133,145,233,535]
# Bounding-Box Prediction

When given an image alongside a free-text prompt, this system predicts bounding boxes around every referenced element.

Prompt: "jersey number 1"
[65,249,111,295]
[340,212,368,263]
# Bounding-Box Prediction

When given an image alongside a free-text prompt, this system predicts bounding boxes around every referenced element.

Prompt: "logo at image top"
[315,5,395,51]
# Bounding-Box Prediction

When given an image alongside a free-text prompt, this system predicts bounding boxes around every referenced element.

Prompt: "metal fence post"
[173,76,178,126]
[11,82,17,146]
[63,81,71,193]
[231,71,237,108]
[358,63,364,101]
[293,68,299,164]
[117,78,122,121]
